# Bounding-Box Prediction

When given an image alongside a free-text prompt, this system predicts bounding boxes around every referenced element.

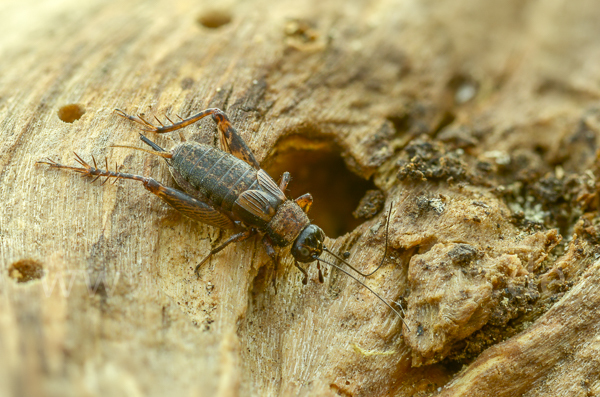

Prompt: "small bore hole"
[58,104,85,123]
[264,135,376,238]
[387,113,411,134]
[9,259,44,283]
[197,9,232,29]
[447,74,479,105]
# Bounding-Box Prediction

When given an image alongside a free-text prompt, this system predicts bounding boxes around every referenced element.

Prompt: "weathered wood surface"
[2,0,600,396]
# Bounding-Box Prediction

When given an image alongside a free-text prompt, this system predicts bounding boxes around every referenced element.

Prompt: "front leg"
[294,261,309,285]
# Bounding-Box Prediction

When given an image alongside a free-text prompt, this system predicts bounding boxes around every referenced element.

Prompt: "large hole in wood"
[263,135,376,238]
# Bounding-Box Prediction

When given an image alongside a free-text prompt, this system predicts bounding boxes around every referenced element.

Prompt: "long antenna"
[317,256,410,331]
[323,202,393,277]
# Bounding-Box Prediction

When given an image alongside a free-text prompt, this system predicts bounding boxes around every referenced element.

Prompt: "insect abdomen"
[171,142,258,211]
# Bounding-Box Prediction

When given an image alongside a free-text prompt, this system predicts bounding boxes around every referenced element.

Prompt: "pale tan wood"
[2,0,600,396]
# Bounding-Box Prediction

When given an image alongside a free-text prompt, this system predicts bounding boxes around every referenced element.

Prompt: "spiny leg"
[37,154,140,185]
[195,228,256,277]
[115,108,260,169]
[40,154,247,280]
[37,154,238,230]
[114,108,216,133]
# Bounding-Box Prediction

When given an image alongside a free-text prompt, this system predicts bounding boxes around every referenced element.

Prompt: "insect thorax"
[265,201,311,247]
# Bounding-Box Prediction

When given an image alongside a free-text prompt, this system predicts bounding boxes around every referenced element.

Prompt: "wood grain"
[2,0,600,396]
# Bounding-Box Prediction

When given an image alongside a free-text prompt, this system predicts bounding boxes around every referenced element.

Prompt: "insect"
[38,107,408,329]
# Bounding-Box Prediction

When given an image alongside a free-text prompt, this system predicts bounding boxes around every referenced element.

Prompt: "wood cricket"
[38,107,408,329]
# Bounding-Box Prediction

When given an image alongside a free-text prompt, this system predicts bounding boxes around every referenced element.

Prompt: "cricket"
[38,107,408,329]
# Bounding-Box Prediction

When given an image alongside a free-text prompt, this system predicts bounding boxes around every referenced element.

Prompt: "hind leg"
[115,108,260,169]
[37,154,238,230]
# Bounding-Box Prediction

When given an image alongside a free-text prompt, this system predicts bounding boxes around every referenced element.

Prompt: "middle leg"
[195,228,256,277]
[278,171,291,192]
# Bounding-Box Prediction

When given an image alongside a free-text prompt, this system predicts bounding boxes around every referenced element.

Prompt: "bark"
[2,0,600,396]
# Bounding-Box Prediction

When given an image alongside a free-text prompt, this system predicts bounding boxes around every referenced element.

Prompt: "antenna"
[316,256,410,331]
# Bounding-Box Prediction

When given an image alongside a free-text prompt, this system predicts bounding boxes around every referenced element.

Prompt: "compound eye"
[292,225,325,263]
